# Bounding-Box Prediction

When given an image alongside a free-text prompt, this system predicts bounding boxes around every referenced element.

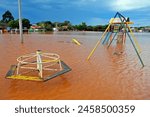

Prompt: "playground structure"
[5,50,71,81]
[87,12,144,67]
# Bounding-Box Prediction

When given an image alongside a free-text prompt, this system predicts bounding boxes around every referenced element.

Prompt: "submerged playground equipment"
[5,50,71,81]
[72,38,81,46]
[87,12,144,67]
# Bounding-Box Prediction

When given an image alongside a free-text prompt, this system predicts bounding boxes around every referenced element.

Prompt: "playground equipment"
[5,50,71,81]
[87,12,144,67]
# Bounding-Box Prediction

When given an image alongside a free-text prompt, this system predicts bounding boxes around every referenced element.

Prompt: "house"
[29,25,45,33]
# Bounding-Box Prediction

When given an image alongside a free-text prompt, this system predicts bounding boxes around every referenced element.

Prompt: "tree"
[101,25,108,31]
[62,21,71,26]
[93,25,102,31]
[44,21,53,31]
[2,10,14,23]
[76,22,87,31]
[0,20,7,29]
[63,21,73,30]
[86,26,93,31]
[8,20,19,29]
[22,18,30,29]
[8,18,30,29]
[37,21,53,31]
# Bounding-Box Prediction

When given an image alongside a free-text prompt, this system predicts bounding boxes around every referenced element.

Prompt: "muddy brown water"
[0,32,150,100]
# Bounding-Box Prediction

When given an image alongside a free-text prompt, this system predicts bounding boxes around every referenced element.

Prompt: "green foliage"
[76,22,87,31]
[0,20,7,29]
[62,21,71,26]
[2,10,14,23]
[87,26,93,31]
[138,27,144,30]
[1,10,150,32]
[8,18,31,29]
[1,10,31,29]
[37,21,53,31]
[8,20,18,28]
[22,18,31,29]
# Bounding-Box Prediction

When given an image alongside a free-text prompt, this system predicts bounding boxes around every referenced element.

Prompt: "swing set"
[87,12,144,67]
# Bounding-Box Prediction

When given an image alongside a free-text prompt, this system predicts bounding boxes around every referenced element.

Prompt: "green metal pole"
[127,32,144,67]
[118,14,144,67]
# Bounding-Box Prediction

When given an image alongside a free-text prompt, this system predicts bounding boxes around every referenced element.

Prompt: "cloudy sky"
[0,0,150,26]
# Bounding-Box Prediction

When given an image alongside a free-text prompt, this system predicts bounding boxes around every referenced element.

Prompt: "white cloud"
[111,0,150,11]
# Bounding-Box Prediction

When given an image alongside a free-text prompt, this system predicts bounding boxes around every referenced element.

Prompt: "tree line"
[0,10,110,32]
[0,10,30,29]
[35,20,108,31]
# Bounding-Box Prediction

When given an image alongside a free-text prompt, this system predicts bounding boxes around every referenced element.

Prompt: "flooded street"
[0,32,150,99]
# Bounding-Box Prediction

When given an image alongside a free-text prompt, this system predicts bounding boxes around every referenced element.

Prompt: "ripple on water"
[0,32,150,99]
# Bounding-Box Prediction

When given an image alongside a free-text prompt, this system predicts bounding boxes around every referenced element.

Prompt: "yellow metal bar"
[127,25,142,53]
[126,22,134,24]
[42,59,59,63]
[6,75,43,81]
[87,19,115,60]
[72,38,81,46]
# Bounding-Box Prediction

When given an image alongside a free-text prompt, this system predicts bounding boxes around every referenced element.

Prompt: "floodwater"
[0,32,150,100]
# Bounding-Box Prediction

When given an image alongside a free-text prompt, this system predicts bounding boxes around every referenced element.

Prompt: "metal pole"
[127,32,144,67]
[118,14,144,67]
[127,24,141,53]
[102,32,109,44]
[18,0,23,43]
[36,50,43,78]
[107,32,118,48]
[86,12,119,60]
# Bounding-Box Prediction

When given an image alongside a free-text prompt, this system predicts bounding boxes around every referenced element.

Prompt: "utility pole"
[18,0,23,43]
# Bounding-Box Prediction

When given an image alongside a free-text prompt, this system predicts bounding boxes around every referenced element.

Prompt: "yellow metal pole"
[127,25,142,53]
[86,19,115,60]
[72,38,81,46]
